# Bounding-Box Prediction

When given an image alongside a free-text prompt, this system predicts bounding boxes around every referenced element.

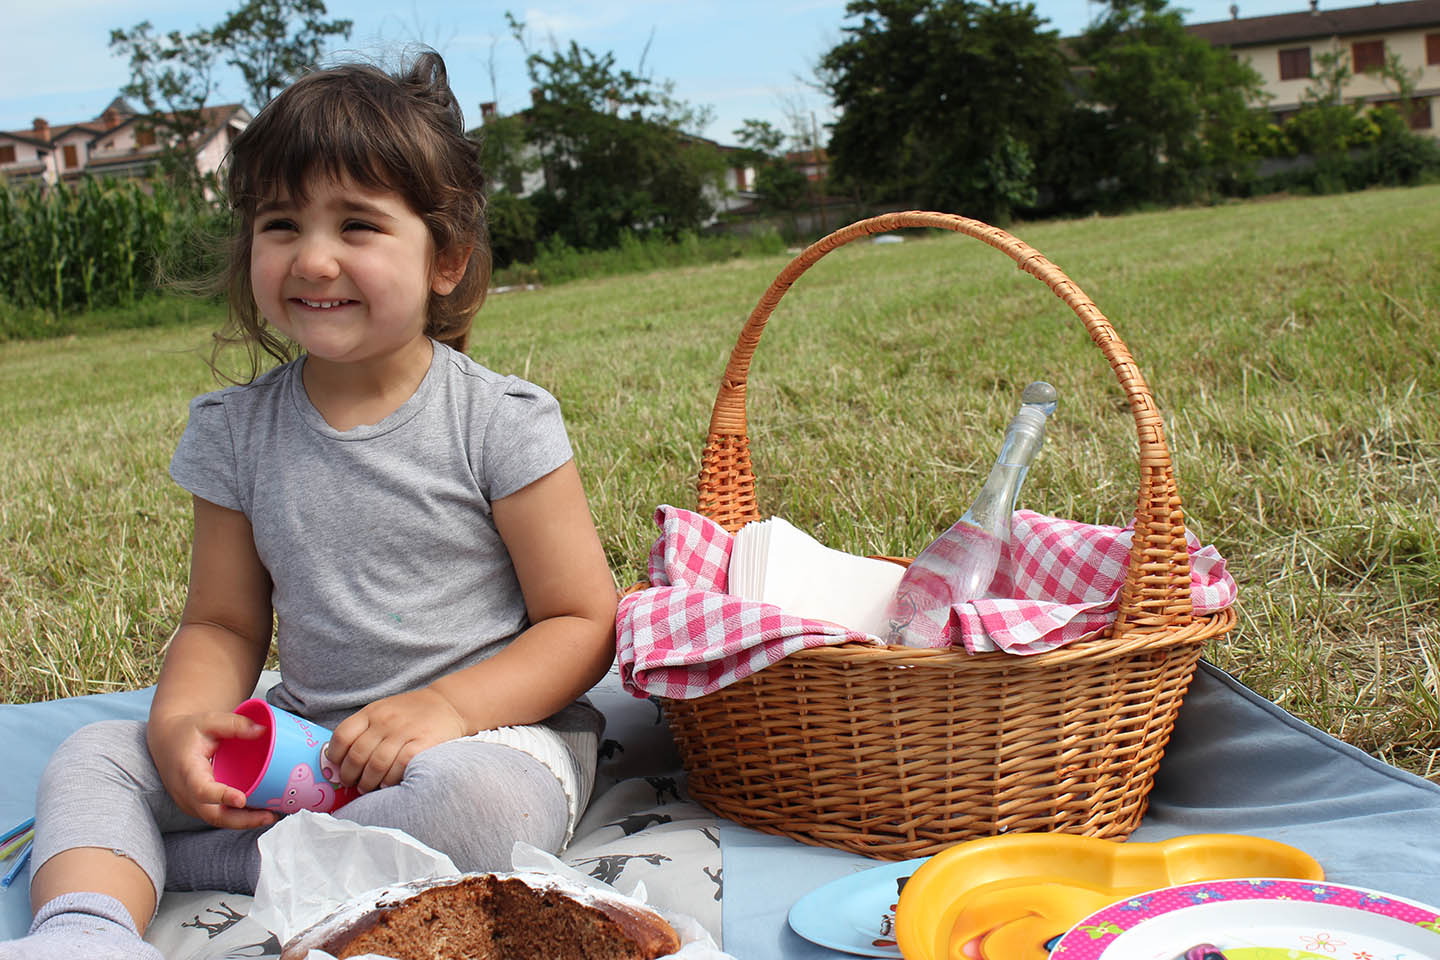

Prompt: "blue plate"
[788,858,930,958]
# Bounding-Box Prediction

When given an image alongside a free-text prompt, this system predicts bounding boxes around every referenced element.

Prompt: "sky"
[3,0,1320,147]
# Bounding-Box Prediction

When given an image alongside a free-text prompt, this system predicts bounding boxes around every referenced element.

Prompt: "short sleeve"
[169,392,243,511]
[481,380,574,500]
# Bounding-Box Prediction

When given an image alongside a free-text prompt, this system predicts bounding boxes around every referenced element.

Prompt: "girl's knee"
[407,741,561,807]
[442,745,571,853]
[347,742,570,871]
[39,720,152,798]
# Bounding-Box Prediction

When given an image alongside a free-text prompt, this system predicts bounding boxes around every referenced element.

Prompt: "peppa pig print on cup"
[212,698,358,814]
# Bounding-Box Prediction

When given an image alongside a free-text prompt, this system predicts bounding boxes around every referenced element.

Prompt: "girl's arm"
[328,460,618,793]
[147,496,278,829]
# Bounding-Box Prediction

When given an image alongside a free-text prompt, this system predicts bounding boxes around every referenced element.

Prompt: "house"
[1185,0,1440,136]
[785,147,830,183]
[0,98,251,187]
[700,137,761,219]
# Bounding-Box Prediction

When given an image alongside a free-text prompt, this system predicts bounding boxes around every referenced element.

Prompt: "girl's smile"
[294,298,357,309]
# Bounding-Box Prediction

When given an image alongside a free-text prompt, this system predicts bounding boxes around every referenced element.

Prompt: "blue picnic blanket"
[5,662,1439,957]
[1,685,154,937]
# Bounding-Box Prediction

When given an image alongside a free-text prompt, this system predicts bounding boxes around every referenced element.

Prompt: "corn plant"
[0,176,221,328]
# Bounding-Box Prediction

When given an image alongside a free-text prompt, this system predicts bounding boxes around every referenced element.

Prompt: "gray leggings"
[32,720,573,899]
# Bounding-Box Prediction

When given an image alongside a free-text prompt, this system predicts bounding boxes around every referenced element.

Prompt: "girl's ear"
[430,245,473,296]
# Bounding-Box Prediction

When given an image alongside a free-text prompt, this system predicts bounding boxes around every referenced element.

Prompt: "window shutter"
[1278,47,1311,81]
[1352,39,1385,73]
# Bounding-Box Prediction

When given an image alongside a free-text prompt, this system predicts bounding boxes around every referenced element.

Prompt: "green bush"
[1363,107,1440,186]
[1246,104,1440,196]
[486,190,540,269]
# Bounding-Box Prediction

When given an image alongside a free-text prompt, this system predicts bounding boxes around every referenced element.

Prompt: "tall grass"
[0,176,223,335]
[2,187,1437,780]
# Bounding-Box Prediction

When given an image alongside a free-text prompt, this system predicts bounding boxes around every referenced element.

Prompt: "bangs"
[227,68,426,215]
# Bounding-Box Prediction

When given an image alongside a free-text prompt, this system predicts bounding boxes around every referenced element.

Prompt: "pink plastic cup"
[212,698,358,814]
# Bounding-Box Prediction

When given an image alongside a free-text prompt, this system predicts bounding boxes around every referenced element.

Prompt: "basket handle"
[697,211,1193,635]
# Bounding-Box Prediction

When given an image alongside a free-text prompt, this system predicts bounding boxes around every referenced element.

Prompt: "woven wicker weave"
[655,211,1236,861]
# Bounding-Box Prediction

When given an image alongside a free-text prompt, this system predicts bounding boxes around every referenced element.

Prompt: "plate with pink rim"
[1047,878,1440,960]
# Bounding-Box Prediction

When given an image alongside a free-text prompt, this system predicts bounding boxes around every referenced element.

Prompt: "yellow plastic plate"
[892,833,1323,960]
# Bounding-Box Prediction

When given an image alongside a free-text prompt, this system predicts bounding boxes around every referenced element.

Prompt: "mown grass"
[490,226,790,288]
[3,187,1437,780]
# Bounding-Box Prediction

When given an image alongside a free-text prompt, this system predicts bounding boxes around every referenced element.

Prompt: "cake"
[279,871,682,960]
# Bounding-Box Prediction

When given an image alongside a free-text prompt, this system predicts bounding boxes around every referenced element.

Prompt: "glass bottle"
[885,381,1058,647]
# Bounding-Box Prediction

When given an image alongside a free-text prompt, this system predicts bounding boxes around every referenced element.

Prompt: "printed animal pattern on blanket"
[571,851,674,885]
[566,771,723,936]
[607,812,675,835]
[700,827,722,901]
[180,901,245,938]
[145,892,280,960]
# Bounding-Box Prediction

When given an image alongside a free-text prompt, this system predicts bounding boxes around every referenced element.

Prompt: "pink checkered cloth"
[615,505,1237,698]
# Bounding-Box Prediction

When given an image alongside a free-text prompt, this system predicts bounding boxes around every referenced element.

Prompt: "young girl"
[3,52,618,960]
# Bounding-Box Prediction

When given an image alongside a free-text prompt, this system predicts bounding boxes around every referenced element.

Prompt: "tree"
[1281,46,1364,180]
[111,0,351,187]
[211,0,352,109]
[508,15,726,249]
[1363,50,1439,183]
[476,112,541,267]
[733,119,809,224]
[1304,45,1353,107]
[818,0,1072,223]
[109,21,219,191]
[1071,0,1267,205]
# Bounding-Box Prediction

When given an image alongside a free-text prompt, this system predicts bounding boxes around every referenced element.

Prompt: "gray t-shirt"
[169,341,574,727]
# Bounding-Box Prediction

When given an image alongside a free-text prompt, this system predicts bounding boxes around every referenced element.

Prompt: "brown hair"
[214,50,489,379]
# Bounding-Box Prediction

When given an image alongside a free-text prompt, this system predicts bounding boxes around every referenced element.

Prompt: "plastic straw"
[0,816,34,847]
[1,838,31,888]
[0,829,33,860]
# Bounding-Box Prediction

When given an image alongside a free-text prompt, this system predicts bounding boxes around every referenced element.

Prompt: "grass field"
[2,187,1437,780]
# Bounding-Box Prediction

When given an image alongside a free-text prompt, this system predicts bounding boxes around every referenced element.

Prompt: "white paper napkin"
[248,811,459,949]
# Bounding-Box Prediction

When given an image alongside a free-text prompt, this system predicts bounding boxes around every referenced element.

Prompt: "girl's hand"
[327,689,466,793]
[148,711,279,830]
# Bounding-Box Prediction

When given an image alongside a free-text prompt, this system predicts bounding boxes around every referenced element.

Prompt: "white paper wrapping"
[247,812,732,959]
[248,811,459,949]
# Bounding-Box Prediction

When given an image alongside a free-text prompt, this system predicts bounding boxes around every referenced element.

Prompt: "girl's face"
[249,175,461,369]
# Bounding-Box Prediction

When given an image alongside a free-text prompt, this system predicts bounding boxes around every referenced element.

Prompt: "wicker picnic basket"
[648,210,1236,862]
